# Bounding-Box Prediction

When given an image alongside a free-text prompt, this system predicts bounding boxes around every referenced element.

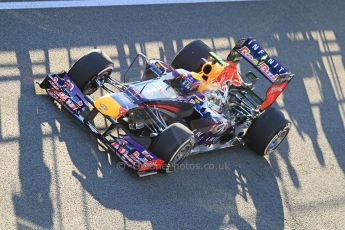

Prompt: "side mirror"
[226,50,242,63]
[243,71,259,90]
[209,52,226,66]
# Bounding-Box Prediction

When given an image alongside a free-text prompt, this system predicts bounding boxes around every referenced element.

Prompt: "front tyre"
[244,108,291,156]
[149,123,194,173]
[68,49,114,95]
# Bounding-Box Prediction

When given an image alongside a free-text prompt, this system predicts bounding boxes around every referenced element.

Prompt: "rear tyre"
[171,40,211,72]
[244,108,291,156]
[68,49,114,95]
[149,123,194,173]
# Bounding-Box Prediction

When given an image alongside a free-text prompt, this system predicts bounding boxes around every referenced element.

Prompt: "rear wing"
[227,38,294,110]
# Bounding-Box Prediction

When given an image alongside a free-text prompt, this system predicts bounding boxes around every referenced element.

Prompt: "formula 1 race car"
[39,38,294,177]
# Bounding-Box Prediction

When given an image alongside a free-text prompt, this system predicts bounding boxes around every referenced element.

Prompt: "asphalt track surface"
[0,0,345,229]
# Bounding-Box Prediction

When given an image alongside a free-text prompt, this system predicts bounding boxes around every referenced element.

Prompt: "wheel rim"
[264,123,291,155]
[83,67,112,95]
[165,140,193,173]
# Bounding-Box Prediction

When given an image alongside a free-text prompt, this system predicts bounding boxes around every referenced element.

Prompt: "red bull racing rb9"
[39,38,294,177]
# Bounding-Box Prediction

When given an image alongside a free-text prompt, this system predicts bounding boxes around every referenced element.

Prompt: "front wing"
[39,73,164,177]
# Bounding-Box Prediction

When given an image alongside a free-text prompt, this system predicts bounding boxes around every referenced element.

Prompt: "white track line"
[0,0,260,10]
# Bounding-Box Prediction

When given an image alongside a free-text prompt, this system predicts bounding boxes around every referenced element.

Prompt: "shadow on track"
[11,50,54,229]
[8,0,345,228]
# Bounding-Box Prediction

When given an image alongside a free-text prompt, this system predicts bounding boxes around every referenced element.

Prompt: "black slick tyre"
[68,49,114,95]
[149,123,194,173]
[171,40,211,72]
[244,107,291,156]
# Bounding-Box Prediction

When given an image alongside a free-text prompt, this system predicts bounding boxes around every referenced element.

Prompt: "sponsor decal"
[215,61,242,87]
[99,103,108,111]
[111,141,120,149]
[142,150,153,160]
[47,75,86,112]
[239,46,259,65]
[138,160,163,172]
[238,40,288,83]
[46,87,79,111]
[77,100,84,107]
[118,146,128,155]
[269,83,286,93]
[125,155,137,165]
[132,151,140,159]
[258,63,279,82]
[258,82,288,110]
[111,137,158,170]
[65,99,78,111]
[65,79,74,91]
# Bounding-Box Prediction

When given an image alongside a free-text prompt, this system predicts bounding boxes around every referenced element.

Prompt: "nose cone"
[94,95,127,119]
